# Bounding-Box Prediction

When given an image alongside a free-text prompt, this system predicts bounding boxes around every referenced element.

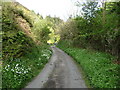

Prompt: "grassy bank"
[57,41,120,88]
[2,45,52,89]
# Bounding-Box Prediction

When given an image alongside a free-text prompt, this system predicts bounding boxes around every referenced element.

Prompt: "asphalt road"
[25,46,87,88]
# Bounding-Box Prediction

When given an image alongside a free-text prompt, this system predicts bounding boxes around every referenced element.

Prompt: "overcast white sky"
[16,0,80,21]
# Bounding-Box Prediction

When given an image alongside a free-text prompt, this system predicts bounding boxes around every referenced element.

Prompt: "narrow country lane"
[25,46,87,88]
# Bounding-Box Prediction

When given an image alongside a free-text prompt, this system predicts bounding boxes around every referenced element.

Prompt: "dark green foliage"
[2,3,33,59]
[59,1,120,60]
[3,31,33,58]
[2,1,53,59]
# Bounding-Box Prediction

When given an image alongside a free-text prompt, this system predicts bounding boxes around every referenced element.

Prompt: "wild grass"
[58,41,120,88]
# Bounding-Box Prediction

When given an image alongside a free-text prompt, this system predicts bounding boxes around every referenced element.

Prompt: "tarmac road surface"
[25,46,87,88]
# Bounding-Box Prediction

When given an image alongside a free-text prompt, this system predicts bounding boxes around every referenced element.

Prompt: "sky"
[16,0,80,21]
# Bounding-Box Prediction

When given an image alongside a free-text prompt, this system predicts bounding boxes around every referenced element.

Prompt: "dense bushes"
[58,41,120,88]
[2,1,54,59]
[2,30,34,59]
[2,2,35,59]
[58,1,120,60]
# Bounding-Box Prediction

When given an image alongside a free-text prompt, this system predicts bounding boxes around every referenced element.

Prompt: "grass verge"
[57,41,120,88]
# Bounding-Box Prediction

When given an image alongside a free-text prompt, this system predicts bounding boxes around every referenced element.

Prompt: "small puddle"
[42,61,64,88]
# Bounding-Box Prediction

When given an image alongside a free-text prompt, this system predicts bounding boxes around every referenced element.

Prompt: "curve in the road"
[25,46,87,88]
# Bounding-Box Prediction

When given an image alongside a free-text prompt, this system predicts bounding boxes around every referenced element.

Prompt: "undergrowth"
[2,45,52,89]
